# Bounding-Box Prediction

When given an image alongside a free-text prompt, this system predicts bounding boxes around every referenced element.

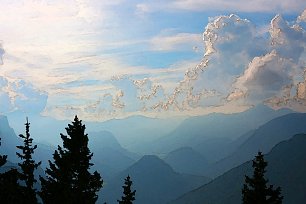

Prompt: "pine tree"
[117,175,136,204]
[242,151,283,204]
[40,115,103,204]
[16,118,41,203]
[0,138,24,203]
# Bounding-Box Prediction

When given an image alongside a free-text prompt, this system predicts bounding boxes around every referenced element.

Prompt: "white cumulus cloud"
[226,9,306,111]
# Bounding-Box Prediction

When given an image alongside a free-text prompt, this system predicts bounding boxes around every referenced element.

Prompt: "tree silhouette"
[40,115,103,204]
[16,118,41,203]
[117,175,136,204]
[242,151,283,204]
[0,138,24,203]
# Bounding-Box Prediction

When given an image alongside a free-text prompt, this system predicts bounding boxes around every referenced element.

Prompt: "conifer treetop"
[242,151,283,204]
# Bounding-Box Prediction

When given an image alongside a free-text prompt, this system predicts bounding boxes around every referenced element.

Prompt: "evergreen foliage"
[117,175,136,204]
[242,151,283,204]
[16,118,41,203]
[0,138,24,203]
[40,115,103,204]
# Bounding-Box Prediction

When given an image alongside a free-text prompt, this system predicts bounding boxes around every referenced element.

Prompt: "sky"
[0,0,306,121]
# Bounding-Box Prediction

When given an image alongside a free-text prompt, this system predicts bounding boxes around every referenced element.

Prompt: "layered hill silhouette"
[2,108,306,203]
[0,115,53,167]
[86,115,183,151]
[101,155,211,204]
[6,113,183,153]
[139,105,292,161]
[205,113,306,178]
[163,147,209,176]
[89,131,138,179]
[171,134,306,204]
[0,115,21,163]
[0,116,137,179]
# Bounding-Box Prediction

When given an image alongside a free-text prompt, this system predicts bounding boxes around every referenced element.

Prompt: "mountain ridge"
[102,155,211,204]
[170,133,306,204]
[205,112,306,178]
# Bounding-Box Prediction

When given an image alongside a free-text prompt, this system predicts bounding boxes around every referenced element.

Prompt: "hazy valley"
[1,105,306,203]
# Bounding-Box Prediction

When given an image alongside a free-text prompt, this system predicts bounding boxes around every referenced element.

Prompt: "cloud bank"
[227,14,306,111]
[0,1,306,121]
[134,9,306,117]
[45,9,306,120]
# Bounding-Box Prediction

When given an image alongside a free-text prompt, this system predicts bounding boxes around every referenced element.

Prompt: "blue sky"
[0,0,306,121]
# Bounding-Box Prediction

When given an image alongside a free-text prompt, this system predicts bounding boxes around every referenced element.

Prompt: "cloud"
[127,15,260,113]
[226,10,306,110]
[149,32,202,52]
[228,50,296,103]
[1,1,306,121]
[43,8,306,120]
[0,76,47,114]
[270,15,306,62]
[193,14,268,98]
[297,8,306,22]
[0,44,4,65]
[141,8,306,115]
[175,0,306,13]
[296,72,306,100]
[137,0,306,14]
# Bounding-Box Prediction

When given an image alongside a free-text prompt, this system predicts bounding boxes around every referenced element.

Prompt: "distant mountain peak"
[165,146,206,161]
[0,114,17,139]
[171,132,306,204]
[137,155,170,166]
[128,155,175,174]
[245,104,293,114]
[89,131,121,149]
[171,146,194,152]
[0,115,10,130]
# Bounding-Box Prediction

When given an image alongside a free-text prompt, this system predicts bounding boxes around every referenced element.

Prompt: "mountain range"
[0,115,54,167]
[171,134,306,204]
[205,113,306,178]
[89,131,138,179]
[101,155,211,204]
[1,105,306,203]
[163,147,209,176]
[136,105,292,160]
